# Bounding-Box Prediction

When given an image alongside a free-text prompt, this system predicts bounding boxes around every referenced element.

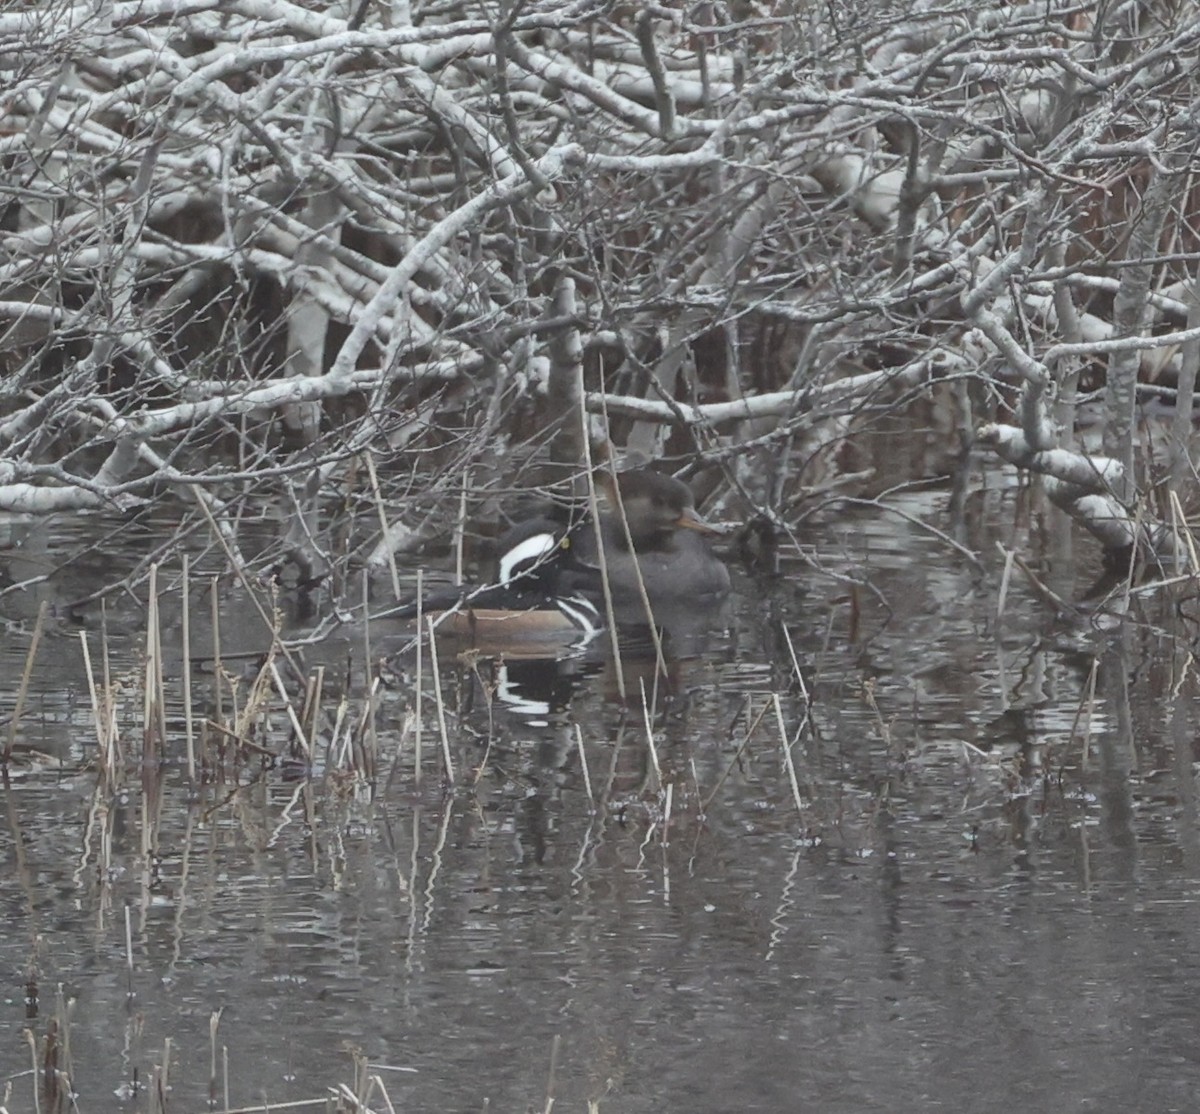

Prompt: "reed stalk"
[773,693,805,822]
[580,428,626,699]
[425,617,455,784]
[101,602,119,767]
[3,599,48,767]
[702,695,771,812]
[352,677,382,777]
[209,1008,222,1108]
[414,568,423,787]
[24,1027,39,1114]
[80,632,110,778]
[780,623,817,751]
[308,666,326,743]
[574,725,595,810]
[270,662,311,762]
[211,576,223,726]
[365,451,402,601]
[125,902,135,999]
[638,678,662,792]
[182,555,196,782]
[542,1033,560,1114]
[53,984,74,1092]
[454,468,469,587]
[1075,656,1101,768]
[661,781,674,845]
[142,563,167,761]
[362,569,378,776]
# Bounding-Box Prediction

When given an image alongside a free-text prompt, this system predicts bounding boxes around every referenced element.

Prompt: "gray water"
[2,470,1199,1113]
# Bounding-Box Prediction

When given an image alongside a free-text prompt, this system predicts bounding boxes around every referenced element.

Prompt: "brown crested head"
[596,468,724,542]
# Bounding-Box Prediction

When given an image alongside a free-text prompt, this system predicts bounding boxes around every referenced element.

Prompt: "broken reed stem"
[362,566,372,683]
[702,694,772,812]
[780,623,808,699]
[269,663,312,761]
[599,451,669,680]
[143,564,158,758]
[217,1097,332,1113]
[365,451,402,601]
[351,1046,369,1099]
[996,545,1015,619]
[158,1037,172,1114]
[661,781,673,846]
[454,467,469,587]
[780,623,816,745]
[154,570,167,755]
[471,663,494,786]
[329,691,350,769]
[209,1008,222,1108]
[299,675,318,752]
[543,1033,561,1114]
[772,693,806,822]
[101,601,119,767]
[574,725,595,810]
[302,666,326,756]
[425,617,455,783]
[362,569,377,774]
[182,555,196,782]
[4,598,48,766]
[211,576,223,726]
[98,789,113,878]
[140,766,151,863]
[638,678,662,791]
[414,568,423,787]
[313,669,327,741]
[124,902,135,998]
[54,985,73,1090]
[80,632,111,778]
[25,1027,40,1114]
[1077,655,1101,768]
[1168,488,1200,572]
[366,1076,396,1113]
[580,419,626,699]
[352,677,382,777]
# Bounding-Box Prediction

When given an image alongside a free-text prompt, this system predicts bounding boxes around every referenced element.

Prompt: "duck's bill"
[675,509,730,536]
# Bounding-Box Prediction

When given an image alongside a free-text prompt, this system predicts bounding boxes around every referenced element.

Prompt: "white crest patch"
[498,532,558,585]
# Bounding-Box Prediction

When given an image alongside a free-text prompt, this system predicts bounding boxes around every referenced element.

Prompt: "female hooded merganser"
[566,469,731,618]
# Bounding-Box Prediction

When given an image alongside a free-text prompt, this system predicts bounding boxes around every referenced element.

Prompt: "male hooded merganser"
[566,469,731,617]
[386,516,602,644]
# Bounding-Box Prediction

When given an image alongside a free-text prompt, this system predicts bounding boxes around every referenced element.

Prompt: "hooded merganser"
[386,517,602,644]
[565,469,731,617]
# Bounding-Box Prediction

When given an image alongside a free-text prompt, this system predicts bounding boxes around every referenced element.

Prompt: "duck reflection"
[488,656,592,725]
[592,597,732,709]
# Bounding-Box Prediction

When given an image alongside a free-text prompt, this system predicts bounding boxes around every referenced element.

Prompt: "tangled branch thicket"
[3,0,1200,582]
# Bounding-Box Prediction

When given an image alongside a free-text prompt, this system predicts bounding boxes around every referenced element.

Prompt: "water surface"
[2,470,1198,1112]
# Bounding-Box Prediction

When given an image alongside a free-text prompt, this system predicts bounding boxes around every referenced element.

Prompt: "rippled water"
[3,470,1200,1112]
